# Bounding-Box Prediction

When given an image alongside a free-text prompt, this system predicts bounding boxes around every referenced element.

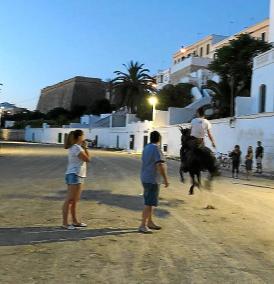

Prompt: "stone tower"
[37,76,106,113]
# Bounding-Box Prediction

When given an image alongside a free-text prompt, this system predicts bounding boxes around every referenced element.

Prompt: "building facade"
[155,68,171,90]
[238,0,274,117]
[155,19,270,90]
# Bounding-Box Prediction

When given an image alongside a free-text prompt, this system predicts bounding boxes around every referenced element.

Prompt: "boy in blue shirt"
[139,131,169,234]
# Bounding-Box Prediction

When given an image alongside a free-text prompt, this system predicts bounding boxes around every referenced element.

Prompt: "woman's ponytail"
[64,129,84,149]
[64,131,75,149]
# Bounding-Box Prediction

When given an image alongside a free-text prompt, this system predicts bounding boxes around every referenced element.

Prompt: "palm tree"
[112,61,155,113]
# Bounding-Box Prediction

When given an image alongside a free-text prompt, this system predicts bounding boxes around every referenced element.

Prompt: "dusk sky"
[0,0,270,110]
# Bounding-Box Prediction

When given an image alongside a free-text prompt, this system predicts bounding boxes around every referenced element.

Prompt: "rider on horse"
[180,107,217,182]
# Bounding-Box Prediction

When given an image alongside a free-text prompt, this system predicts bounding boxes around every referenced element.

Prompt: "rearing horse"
[179,127,219,195]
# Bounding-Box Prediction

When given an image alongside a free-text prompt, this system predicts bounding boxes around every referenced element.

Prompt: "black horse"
[179,127,219,195]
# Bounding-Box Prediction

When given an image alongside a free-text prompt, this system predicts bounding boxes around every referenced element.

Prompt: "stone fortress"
[36,76,106,113]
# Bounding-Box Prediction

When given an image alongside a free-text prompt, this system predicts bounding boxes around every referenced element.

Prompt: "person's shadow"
[0,226,138,246]
[44,189,171,218]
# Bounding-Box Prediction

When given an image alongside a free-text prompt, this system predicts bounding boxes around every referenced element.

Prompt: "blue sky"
[0,0,269,110]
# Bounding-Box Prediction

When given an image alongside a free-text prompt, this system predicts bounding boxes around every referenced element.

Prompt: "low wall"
[0,129,25,141]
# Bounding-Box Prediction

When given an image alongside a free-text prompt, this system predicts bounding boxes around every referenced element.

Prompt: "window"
[200,47,203,57]
[158,75,163,83]
[213,53,218,59]
[261,32,266,42]
[181,56,185,61]
[259,84,266,113]
[206,44,210,55]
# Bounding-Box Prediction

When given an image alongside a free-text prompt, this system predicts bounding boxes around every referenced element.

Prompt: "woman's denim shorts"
[65,173,85,185]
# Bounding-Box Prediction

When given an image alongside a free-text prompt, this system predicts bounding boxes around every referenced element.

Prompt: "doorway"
[129,135,135,150]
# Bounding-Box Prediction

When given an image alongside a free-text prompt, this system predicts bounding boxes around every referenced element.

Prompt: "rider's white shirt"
[190,118,211,139]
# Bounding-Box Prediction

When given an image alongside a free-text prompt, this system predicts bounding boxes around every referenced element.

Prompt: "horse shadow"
[0,226,138,246]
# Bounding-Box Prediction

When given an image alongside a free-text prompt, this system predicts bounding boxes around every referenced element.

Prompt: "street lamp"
[148,95,158,122]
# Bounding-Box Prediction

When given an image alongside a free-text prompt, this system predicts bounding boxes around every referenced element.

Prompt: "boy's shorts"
[142,183,160,207]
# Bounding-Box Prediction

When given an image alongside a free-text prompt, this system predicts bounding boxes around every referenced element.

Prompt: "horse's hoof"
[180,178,185,183]
[204,205,216,210]
[189,189,194,195]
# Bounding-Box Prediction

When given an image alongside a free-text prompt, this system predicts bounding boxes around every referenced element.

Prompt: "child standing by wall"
[62,130,90,230]
[229,145,241,179]
[245,146,253,181]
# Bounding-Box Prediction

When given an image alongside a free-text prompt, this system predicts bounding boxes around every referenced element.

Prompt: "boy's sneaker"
[138,226,153,234]
[148,223,162,230]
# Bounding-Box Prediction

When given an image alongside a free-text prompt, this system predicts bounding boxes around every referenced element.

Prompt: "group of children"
[229,141,264,180]
[62,129,168,233]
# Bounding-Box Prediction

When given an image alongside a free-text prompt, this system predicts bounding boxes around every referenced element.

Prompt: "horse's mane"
[179,126,191,136]
[179,126,191,147]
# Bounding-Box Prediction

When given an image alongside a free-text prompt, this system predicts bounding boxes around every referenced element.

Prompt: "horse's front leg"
[197,172,201,188]
[189,173,195,195]
[179,163,185,183]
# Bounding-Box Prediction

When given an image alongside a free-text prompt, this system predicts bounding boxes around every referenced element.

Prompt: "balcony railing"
[253,48,274,70]
[171,56,212,74]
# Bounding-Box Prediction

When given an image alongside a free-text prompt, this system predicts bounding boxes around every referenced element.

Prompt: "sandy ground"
[1,143,274,284]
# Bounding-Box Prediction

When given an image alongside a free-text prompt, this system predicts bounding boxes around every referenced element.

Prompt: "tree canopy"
[157,83,194,111]
[112,61,155,115]
[208,34,272,116]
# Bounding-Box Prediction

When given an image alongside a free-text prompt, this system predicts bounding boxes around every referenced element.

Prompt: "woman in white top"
[62,130,90,230]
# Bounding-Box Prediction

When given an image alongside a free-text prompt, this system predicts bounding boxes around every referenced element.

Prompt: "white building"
[237,0,274,116]
[155,68,171,90]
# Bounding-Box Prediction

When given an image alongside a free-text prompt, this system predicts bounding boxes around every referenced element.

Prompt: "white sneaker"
[61,225,78,230]
[72,223,87,228]
[138,226,153,234]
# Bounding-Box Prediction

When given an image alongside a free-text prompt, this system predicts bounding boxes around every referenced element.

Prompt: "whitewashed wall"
[25,113,274,171]
[25,126,90,144]
[86,120,152,152]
